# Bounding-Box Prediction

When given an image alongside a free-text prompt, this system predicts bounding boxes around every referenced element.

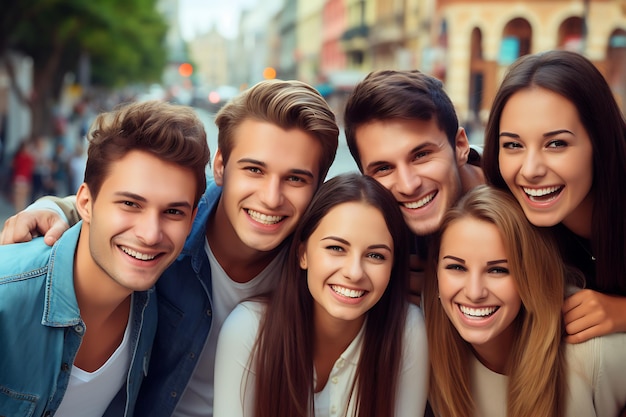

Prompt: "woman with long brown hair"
[214,173,428,417]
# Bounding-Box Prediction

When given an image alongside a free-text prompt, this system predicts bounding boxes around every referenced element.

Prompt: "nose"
[519,149,547,181]
[394,164,422,196]
[260,176,284,209]
[342,253,365,281]
[464,272,488,301]
[135,211,163,246]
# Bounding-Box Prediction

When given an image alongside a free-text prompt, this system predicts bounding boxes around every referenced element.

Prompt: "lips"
[120,245,158,261]
[458,304,499,318]
[403,190,436,209]
[522,185,563,203]
[246,209,285,225]
[330,284,366,298]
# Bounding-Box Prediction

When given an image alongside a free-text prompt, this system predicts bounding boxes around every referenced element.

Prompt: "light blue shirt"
[0,222,155,417]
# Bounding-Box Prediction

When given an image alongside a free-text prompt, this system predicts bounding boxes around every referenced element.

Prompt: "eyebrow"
[321,236,392,252]
[499,129,574,139]
[442,255,507,266]
[364,143,432,172]
[237,158,315,179]
[114,191,192,210]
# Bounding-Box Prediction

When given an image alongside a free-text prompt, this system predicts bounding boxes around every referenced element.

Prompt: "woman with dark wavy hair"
[482,50,626,344]
[214,173,428,417]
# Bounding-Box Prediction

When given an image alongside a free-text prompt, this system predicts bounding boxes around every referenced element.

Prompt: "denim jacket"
[134,181,222,416]
[0,222,155,417]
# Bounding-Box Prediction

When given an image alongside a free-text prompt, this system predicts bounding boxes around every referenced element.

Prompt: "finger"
[564,322,609,344]
[43,220,70,246]
[0,215,36,245]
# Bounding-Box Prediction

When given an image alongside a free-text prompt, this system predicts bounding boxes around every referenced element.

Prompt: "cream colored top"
[471,332,626,416]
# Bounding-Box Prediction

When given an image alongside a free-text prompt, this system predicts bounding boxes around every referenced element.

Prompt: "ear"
[213,149,225,186]
[75,183,93,223]
[454,127,470,167]
[299,243,308,269]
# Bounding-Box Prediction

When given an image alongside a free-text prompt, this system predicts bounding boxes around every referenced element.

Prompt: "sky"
[178,0,258,40]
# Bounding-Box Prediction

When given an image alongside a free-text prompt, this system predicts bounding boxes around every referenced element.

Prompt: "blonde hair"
[425,185,567,417]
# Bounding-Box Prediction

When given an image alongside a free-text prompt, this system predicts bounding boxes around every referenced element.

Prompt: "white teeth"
[247,209,284,225]
[459,305,498,317]
[121,246,156,261]
[523,186,561,197]
[403,192,435,209]
[331,285,365,298]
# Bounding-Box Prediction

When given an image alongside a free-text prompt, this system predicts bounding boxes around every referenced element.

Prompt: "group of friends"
[1,49,625,417]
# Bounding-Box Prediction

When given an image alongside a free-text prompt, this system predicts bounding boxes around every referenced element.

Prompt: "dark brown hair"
[344,70,459,171]
[252,173,410,417]
[483,50,626,295]
[84,100,210,207]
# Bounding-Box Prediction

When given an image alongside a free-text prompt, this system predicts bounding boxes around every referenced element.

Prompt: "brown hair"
[84,100,210,207]
[251,173,410,417]
[215,79,339,186]
[425,185,567,417]
[344,70,459,171]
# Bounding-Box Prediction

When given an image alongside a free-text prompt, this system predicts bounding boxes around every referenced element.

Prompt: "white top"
[172,239,286,417]
[213,301,428,417]
[54,295,133,416]
[471,332,626,417]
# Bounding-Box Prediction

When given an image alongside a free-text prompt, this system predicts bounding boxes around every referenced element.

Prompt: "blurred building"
[188,26,230,88]
[221,0,626,128]
[434,0,626,129]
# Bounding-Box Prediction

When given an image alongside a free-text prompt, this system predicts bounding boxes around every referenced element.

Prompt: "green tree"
[0,0,168,137]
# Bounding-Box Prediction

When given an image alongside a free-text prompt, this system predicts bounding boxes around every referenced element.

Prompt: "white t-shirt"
[172,238,286,417]
[54,296,133,416]
[213,301,429,417]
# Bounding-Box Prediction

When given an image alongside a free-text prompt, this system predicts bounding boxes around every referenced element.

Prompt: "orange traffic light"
[178,63,193,77]
[262,67,276,80]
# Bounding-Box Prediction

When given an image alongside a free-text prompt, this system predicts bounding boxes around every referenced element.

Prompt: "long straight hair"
[483,50,626,295]
[251,173,410,417]
[425,186,567,417]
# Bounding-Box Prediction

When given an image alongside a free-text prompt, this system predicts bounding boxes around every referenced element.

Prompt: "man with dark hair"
[344,70,484,301]
[0,100,210,416]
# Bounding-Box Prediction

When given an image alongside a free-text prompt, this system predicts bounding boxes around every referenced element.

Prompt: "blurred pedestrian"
[30,135,54,200]
[10,139,35,212]
[51,141,71,196]
[68,141,87,193]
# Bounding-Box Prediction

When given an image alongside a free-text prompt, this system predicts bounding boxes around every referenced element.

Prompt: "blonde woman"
[424,185,626,417]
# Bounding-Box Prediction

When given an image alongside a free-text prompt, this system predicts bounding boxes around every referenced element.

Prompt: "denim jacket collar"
[42,222,82,327]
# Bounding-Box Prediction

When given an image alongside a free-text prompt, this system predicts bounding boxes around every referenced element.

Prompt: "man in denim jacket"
[1,80,339,417]
[0,100,210,416]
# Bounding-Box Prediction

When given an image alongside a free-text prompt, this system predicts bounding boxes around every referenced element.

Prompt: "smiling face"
[213,119,322,254]
[300,201,394,330]
[498,88,594,234]
[437,216,521,363]
[355,118,466,236]
[76,150,197,294]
